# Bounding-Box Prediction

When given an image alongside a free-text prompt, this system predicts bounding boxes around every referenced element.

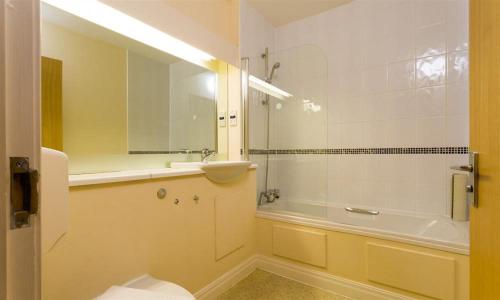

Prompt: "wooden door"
[41,57,63,151]
[470,0,500,298]
[0,0,41,299]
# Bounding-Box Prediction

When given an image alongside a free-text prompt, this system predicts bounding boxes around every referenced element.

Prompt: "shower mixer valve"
[269,189,280,200]
[259,189,280,205]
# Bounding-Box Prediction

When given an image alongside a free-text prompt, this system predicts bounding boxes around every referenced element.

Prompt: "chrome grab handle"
[450,165,473,172]
[345,207,379,215]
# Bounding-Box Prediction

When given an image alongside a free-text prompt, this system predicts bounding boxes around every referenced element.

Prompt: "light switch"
[229,110,238,126]
[218,112,227,127]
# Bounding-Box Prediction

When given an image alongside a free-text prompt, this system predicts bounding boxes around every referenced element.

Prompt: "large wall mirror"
[41,2,227,174]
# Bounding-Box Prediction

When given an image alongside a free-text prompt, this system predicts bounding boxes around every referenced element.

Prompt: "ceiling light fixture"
[42,0,215,66]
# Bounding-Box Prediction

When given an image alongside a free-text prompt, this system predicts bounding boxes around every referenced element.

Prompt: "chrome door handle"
[450,152,479,207]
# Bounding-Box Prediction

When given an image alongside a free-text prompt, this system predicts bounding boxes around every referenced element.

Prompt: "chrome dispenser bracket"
[451,152,479,207]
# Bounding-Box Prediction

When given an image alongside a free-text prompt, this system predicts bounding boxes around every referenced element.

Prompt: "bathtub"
[257,200,469,255]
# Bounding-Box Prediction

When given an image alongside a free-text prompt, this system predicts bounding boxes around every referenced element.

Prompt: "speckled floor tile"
[216,269,353,300]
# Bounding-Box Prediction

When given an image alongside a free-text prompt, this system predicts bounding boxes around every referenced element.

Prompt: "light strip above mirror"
[41,0,215,67]
[248,75,293,100]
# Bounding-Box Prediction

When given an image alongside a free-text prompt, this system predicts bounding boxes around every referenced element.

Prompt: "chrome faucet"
[180,148,192,154]
[201,148,215,162]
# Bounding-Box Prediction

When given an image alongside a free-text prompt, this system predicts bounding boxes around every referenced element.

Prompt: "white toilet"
[96,275,195,300]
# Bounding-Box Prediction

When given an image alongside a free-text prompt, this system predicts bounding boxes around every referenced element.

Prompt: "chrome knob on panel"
[157,188,167,199]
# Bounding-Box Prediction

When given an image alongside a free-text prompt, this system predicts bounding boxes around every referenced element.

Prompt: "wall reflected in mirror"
[41,3,222,174]
[127,53,216,154]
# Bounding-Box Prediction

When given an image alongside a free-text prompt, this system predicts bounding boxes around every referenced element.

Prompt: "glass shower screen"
[245,45,329,218]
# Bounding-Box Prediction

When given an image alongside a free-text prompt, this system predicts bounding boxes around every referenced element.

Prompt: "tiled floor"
[216,270,353,300]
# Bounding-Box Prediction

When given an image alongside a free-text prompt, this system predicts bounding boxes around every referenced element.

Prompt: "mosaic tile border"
[249,147,469,155]
[129,150,214,155]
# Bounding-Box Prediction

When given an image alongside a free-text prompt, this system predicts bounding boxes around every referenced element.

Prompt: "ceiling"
[247,0,351,27]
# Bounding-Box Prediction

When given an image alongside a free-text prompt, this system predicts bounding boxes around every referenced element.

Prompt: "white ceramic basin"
[170,161,252,183]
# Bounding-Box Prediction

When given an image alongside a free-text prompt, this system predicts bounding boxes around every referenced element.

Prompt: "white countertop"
[69,164,257,187]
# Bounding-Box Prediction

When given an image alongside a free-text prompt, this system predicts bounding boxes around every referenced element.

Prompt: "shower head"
[267,62,280,83]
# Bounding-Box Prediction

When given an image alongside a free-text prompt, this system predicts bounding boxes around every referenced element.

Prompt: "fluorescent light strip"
[248,75,293,100]
[42,0,215,66]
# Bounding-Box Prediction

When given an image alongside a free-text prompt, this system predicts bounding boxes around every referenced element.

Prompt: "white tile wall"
[416,86,446,117]
[243,0,469,217]
[416,23,447,58]
[239,0,275,60]
[275,154,328,202]
[241,0,278,197]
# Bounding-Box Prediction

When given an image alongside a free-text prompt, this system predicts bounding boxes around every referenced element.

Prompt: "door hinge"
[10,157,39,229]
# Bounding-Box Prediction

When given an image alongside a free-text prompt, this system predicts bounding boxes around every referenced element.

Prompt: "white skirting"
[194,255,415,300]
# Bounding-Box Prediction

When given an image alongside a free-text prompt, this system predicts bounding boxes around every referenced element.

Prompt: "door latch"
[450,152,479,207]
[10,157,39,229]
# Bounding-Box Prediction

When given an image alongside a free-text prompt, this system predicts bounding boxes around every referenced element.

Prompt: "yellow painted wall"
[42,171,256,300]
[256,217,469,300]
[217,62,229,160]
[41,21,128,156]
[163,0,239,47]
[227,64,242,160]
[102,0,239,66]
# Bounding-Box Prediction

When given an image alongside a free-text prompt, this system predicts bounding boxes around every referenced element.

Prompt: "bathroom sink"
[170,161,252,183]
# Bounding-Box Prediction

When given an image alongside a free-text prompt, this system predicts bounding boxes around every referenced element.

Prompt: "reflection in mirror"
[40,2,222,174]
[127,53,216,154]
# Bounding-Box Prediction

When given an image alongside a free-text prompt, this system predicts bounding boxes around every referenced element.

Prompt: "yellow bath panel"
[365,242,455,300]
[272,225,327,267]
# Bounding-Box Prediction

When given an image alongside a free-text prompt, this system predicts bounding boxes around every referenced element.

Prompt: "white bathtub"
[257,200,469,254]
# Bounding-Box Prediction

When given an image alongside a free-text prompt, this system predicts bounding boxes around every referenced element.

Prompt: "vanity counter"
[69,164,257,187]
